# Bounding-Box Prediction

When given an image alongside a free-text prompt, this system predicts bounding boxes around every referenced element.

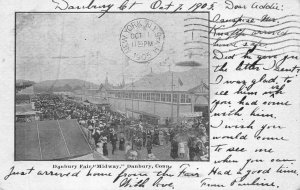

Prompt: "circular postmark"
[120,18,165,63]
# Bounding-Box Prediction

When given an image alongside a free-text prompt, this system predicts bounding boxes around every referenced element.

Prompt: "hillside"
[16,79,35,93]
[33,79,99,93]
[16,79,35,86]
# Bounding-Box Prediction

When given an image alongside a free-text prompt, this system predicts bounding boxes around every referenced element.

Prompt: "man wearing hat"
[119,133,125,151]
[111,130,118,155]
[146,136,152,155]
[92,128,101,149]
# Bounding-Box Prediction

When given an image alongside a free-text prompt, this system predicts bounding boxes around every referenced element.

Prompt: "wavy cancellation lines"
[183,15,209,58]
[185,14,300,24]
[189,15,300,57]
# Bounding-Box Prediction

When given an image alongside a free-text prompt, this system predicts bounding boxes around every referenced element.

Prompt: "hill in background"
[32,79,99,93]
[16,79,35,86]
[16,79,35,93]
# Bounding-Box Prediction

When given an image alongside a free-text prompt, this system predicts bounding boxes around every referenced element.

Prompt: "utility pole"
[171,72,174,122]
[176,81,180,123]
[83,55,86,101]
[96,51,98,66]
[131,78,134,118]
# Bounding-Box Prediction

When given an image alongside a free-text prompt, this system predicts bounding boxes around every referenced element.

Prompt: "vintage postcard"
[0,0,300,189]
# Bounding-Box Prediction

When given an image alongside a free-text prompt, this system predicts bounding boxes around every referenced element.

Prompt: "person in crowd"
[119,133,125,151]
[129,128,134,141]
[96,137,103,155]
[165,118,169,127]
[170,138,179,159]
[188,136,196,161]
[147,153,157,160]
[138,121,143,131]
[199,126,208,143]
[91,128,100,149]
[146,129,152,137]
[158,130,164,146]
[194,138,204,161]
[111,130,118,155]
[142,130,147,147]
[88,124,94,145]
[81,123,89,138]
[125,142,132,154]
[178,141,185,158]
[136,136,143,150]
[108,127,113,143]
[146,136,152,155]
[131,134,136,150]
[169,129,175,142]
[165,130,170,145]
[125,127,130,140]
[153,127,160,146]
[126,149,139,160]
[102,137,108,156]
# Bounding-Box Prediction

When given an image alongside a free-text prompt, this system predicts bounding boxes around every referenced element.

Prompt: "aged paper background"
[0,0,300,189]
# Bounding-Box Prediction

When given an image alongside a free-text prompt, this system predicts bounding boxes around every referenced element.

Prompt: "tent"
[15,119,93,160]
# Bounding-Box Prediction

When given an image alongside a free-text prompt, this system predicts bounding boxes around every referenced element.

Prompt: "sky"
[16,12,208,85]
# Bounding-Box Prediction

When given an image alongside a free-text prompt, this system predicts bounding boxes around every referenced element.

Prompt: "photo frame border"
[14,11,211,162]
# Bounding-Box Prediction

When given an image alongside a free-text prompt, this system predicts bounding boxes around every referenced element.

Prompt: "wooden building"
[102,68,209,124]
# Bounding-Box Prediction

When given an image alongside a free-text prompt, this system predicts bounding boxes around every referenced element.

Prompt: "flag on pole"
[178,78,183,86]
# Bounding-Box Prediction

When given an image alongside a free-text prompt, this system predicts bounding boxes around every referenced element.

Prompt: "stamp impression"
[120,18,165,63]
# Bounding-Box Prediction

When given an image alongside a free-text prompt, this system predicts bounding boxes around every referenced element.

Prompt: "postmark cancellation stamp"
[120,18,165,63]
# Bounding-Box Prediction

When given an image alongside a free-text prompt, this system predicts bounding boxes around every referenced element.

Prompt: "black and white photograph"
[2,0,300,189]
[15,12,209,161]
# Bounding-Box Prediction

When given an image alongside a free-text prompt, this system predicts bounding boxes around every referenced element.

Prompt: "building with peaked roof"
[72,87,108,105]
[71,79,122,106]
[101,68,209,125]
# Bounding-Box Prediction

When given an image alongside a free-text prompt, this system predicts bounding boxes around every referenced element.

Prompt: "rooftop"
[121,68,208,92]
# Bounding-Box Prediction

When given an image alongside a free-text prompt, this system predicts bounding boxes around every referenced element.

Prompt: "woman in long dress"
[146,136,152,155]
[194,139,205,161]
[178,141,185,158]
[170,139,179,159]
[187,136,196,161]
[102,137,108,156]
[153,128,159,145]
[158,130,164,146]
[88,124,94,147]
[96,138,103,155]
[119,136,125,151]
[125,142,131,154]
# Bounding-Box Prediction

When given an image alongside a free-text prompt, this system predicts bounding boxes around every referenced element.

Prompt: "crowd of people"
[19,94,209,161]
[79,118,209,161]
